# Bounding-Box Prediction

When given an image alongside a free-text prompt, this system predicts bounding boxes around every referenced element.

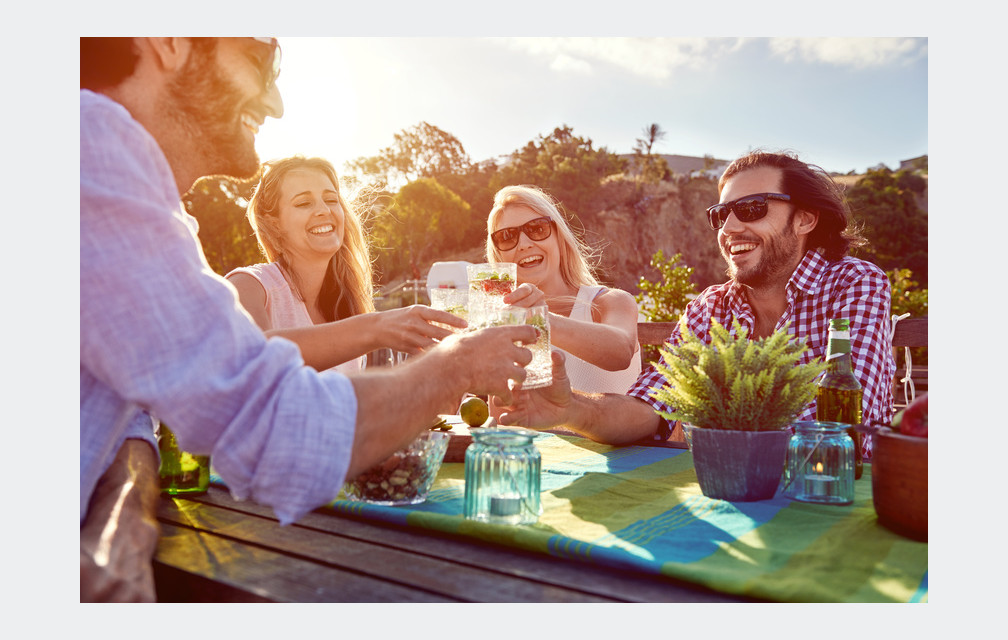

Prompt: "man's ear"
[793,208,819,237]
[144,37,193,74]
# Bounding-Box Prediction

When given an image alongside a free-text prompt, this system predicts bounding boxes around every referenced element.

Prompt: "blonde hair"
[246,156,375,321]
[486,184,599,289]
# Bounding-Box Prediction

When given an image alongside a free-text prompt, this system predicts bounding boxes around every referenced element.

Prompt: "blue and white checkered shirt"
[628,249,896,460]
[80,90,357,524]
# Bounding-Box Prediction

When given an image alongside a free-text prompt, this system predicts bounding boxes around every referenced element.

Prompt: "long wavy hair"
[486,184,600,291]
[718,150,867,260]
[246,156,375,321]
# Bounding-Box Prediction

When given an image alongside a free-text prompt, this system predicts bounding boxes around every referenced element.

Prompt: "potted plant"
[650,318,826,501]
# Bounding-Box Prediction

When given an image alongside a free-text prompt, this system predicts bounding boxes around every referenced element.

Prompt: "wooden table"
[154,485,755,603]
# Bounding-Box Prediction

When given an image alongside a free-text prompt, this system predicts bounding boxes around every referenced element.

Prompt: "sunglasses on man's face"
[249,37,282,91]
[705,192,791,230]
[491,216,554,251]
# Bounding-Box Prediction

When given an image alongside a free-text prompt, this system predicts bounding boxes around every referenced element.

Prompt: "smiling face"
[276,168,346,264]
[494,204,565,292]
[165,38,284,180]
[717,166,810,290]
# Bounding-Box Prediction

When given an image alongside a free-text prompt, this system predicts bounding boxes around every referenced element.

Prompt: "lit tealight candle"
[805,462,838,497]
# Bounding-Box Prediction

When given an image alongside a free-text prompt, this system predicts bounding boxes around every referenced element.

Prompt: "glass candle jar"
[464,427,542,525]
[783,421,855,505]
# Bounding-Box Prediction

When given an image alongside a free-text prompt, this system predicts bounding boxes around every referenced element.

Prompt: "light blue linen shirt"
[80,90,357,525]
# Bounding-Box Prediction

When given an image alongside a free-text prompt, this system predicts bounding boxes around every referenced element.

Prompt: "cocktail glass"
[466,262,517,329]
[492,304,552,390]
[428,287,469,331]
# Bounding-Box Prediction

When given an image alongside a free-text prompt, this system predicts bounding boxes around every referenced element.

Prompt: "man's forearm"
[80,438,161,602]
[565,391,662,445]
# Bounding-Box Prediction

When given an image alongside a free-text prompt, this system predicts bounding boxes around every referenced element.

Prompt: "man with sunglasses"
[498,151,896,455]
[80,38,536,602]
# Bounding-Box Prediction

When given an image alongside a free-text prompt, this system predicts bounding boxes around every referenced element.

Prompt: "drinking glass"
[428,287,469,331]
[491,304,552,390]
[366,347,408,367]
[466,263,517,329]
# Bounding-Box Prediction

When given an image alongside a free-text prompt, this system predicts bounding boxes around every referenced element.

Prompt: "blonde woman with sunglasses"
[486,184,641,394]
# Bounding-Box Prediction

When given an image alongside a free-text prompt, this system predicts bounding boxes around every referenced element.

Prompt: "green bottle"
[156,421,210,494]
[816,318,864,479]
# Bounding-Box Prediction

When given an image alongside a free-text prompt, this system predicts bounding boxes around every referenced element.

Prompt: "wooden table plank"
[155,487,752,603]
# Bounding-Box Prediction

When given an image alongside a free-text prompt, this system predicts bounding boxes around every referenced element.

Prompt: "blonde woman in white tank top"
[226,156,464,373]
[485,185,641,397]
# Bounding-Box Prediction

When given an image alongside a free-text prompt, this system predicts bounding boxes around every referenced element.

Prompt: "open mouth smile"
[241,113,261,135]
[728,242,758,256]
[309,224,335,235]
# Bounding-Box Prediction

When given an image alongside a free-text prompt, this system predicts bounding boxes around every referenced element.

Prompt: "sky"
[254,37,928,177]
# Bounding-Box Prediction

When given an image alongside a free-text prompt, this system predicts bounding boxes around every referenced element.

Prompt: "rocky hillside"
[575,175,724,293]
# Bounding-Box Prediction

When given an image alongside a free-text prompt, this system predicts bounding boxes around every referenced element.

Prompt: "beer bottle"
[156,421,210,494]
[816,318,864,479]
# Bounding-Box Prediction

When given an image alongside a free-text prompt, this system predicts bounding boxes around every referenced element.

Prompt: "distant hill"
[619,153,730,177]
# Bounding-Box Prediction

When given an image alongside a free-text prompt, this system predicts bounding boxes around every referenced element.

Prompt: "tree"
[372,177,472,281]
[635,123,666,155]
[491,125,625,219]
[846,168,928,286]
[635,250,698,323]
[183,175,262,276]
[632,123,670,184]
[345,121,472,189]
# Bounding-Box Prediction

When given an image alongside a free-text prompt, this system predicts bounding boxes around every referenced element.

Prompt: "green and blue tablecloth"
[234,430,929,602]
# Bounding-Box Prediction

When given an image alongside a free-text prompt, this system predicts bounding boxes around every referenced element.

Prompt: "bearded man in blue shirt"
[80,38,536,602]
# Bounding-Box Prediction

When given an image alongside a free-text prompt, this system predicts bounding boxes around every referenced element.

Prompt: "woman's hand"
[503,283,546,308]
[376,304,467,354]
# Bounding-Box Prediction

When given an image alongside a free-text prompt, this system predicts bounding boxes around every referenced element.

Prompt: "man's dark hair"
[81,38,138,90]
[718,150,867,260]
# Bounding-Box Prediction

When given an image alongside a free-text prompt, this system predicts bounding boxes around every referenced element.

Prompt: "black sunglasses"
[705,193,791,230]
[491,216,554,251]
[250,37,282,91]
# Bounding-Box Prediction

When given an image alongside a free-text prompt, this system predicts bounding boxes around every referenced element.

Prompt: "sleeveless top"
[226,263,364,375]
[554,285,642,394]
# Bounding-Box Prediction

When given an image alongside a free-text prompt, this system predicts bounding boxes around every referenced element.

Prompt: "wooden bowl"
[871,427,927,541]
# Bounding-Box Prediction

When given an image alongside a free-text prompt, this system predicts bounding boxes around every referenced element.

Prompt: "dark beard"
[723,224,802,290]
[165,47,260,180]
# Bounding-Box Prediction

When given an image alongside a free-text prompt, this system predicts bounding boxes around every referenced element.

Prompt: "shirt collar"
[722,249,829,312]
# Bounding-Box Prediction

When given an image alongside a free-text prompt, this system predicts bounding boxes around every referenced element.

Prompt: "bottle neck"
[825,330,852,373]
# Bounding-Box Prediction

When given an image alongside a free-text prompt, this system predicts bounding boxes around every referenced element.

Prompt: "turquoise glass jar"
[464,427,542,525]
[783,421,855,505]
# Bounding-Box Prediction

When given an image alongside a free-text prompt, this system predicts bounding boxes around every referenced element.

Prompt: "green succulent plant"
[649,318,827,431]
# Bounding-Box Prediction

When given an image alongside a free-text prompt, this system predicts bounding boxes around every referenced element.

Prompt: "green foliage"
[888,268,928,318]
[888,267,928,366]
[635,250,698,323]
[372,177,471,280]
[650,319,827,431]
[490,125,625,219]
[345,121,472,188]
[183,175,262,276]
[847,167,928,286]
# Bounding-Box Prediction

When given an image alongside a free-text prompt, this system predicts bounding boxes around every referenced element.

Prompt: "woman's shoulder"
[591,285,637,307]
[227,263,286,287]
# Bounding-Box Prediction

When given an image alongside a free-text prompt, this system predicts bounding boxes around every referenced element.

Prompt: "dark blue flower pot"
[684,426,790,501]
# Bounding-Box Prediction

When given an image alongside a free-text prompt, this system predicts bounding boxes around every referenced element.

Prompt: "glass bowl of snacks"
[341,429,451,505]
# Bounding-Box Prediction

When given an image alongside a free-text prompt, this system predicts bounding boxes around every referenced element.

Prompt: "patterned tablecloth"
[253,429,928,602]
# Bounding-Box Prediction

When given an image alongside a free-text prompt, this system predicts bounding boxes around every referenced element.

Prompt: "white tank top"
[227,262,364,376]
[554,285,642,394]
